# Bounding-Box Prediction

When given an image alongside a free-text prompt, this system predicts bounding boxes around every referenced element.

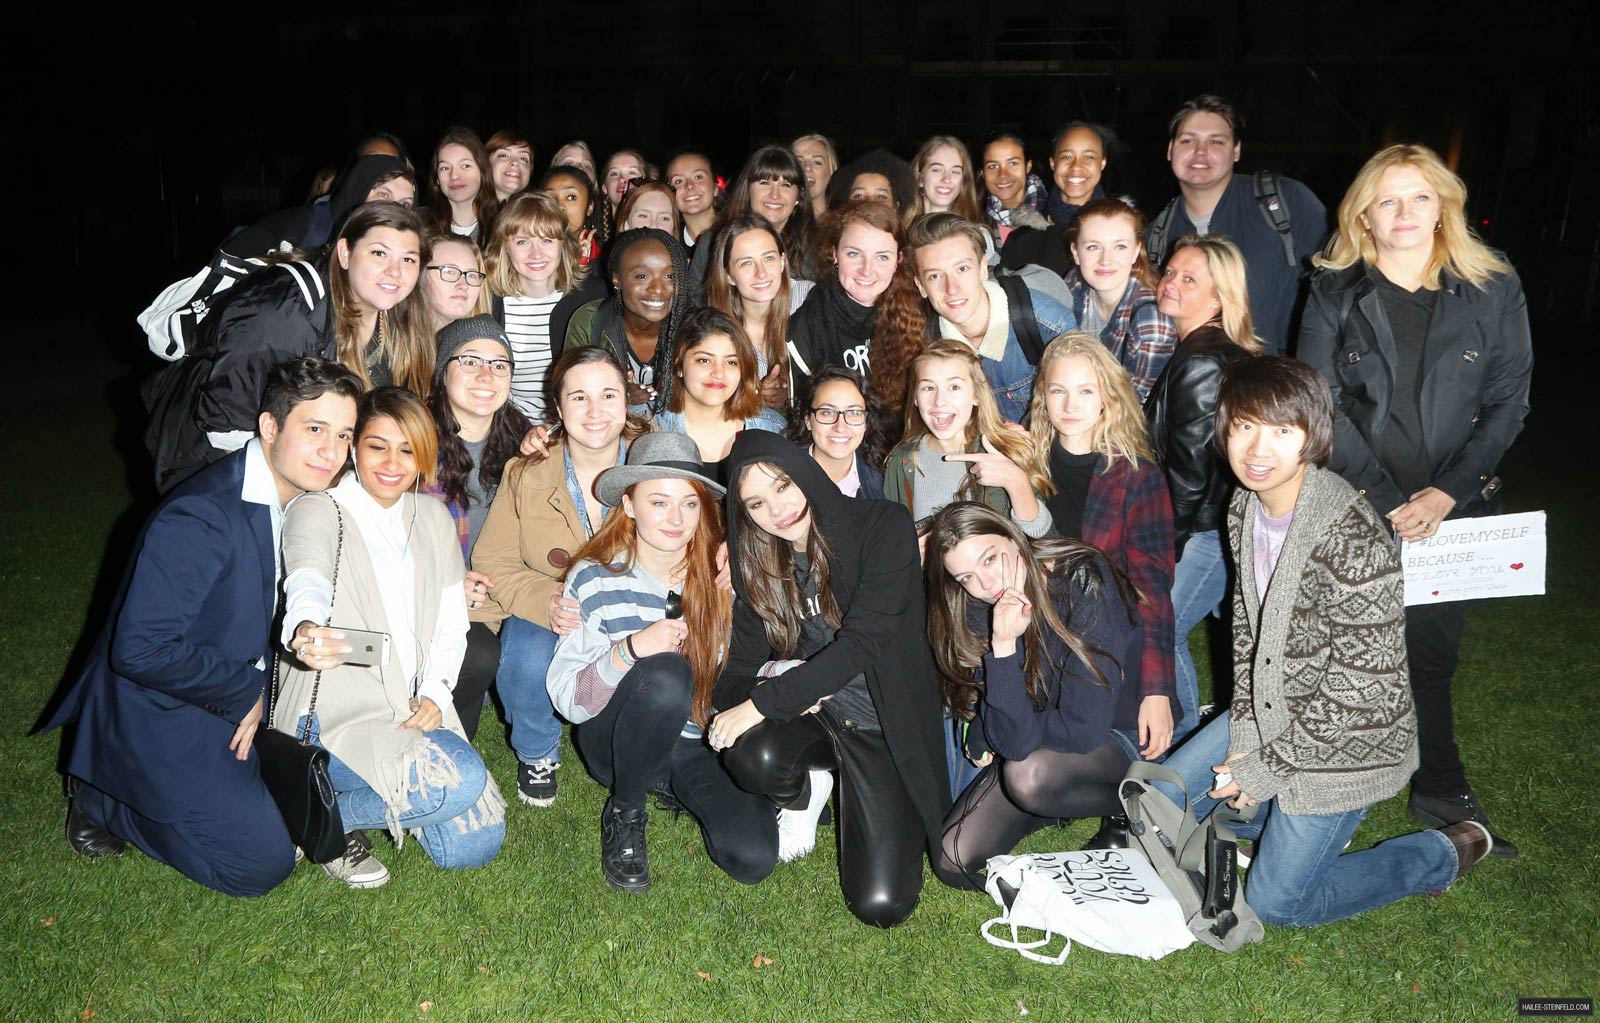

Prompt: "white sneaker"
[777,769,834,863]
[321,831,390,889]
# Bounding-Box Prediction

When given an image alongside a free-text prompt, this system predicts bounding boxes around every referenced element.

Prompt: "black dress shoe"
[65,779,125,858]
[1083,814,1133,851]
[600,801,651,893]
[1409,789,1519,860]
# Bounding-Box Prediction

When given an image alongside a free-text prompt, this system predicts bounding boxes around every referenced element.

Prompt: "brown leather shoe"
[1428,820,1492,894]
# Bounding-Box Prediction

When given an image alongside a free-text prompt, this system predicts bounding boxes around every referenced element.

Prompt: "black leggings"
[723,713,927,928]
[576,654,777,884]
[453,622,500,741]
[933,739,1131,891]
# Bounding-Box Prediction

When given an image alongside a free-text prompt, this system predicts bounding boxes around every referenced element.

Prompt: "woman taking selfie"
[427,127,498,245]
[711,431,948,927]
[652,308,785,485]
[474,347,650,809]
[1145,234,1260,744]
[924,502,1141,889]
[1063,198,1178,401]
[547,433,776,892]
[278,387,506,888]
[704,215,813,410]
[783,366,894,501]
[1299,144,1532,857]
[146,202,435,490]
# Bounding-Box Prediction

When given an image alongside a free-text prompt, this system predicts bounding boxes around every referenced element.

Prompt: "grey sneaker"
[517,758,560,807]
[321,831,390,889]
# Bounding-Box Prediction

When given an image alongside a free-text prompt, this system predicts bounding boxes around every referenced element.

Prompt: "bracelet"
[625,634,640,661]
[616,640,636,667]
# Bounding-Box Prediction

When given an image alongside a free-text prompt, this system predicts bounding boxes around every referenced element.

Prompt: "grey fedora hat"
[595,431,725,506]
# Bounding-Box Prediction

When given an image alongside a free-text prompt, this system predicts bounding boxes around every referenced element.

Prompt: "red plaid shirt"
[1079,455,1177,705]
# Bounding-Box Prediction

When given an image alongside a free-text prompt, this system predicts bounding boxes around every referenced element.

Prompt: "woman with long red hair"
[545,432,777,893]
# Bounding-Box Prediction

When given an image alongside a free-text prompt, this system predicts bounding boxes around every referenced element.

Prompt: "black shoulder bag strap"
[996,273,1046,366]
[1145,196,1181,268]
[1252,170,1297,268]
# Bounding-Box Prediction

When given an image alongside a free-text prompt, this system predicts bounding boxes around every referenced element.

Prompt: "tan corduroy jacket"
[473,442,594,628]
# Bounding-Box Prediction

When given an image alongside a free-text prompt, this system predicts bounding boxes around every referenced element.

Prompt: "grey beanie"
[434,314,513,386]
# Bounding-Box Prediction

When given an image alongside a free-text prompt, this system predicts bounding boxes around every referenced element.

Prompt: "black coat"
[143,261,333,491]
[716,431,949,843]
[1297,261,1533,518]
[1144,323,1252,556]
[785,277,876,384]
[220,155,410,258]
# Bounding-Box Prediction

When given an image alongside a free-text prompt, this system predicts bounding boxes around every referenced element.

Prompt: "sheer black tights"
[933,741,1131,891]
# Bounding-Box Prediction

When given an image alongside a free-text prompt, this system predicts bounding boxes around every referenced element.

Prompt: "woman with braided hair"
[564,228,694,418]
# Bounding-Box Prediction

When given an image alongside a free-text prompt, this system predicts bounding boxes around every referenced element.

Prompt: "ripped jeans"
[301,716,505,869]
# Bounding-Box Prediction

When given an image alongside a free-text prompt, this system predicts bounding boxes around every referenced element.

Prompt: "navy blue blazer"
[855,452,885,502]
[45,449,278,824]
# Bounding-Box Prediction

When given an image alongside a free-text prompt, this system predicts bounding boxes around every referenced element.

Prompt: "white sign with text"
[1401,511,1546,606]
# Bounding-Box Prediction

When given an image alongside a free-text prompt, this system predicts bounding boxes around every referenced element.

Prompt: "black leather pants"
[723,712,926,927]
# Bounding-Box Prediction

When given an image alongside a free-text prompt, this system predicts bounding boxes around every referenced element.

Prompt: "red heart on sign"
[1510,562,1524,570]
[1431,590,1440,596]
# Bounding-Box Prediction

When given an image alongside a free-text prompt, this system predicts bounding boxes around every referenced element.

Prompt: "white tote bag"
[981,848,1196,963]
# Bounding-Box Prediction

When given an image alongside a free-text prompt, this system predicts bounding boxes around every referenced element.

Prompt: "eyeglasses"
[448,354,512,377]
[428,265,487,286]
[809,406,867,425]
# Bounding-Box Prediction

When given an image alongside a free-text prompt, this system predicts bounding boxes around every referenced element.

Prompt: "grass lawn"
[1,334,1595,1023]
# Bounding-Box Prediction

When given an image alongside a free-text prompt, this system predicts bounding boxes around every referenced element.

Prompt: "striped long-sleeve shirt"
[545,558,699,738]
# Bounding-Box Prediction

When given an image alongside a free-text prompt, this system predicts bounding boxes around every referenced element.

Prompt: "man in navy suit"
[45,357,361,896]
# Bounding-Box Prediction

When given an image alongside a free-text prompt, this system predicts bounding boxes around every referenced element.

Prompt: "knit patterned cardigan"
[1224,465,1419,815]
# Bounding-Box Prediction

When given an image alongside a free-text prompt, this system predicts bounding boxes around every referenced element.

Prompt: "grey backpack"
[1118,761,1266,952]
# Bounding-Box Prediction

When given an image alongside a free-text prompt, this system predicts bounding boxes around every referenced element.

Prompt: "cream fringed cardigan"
[275,486,505,843]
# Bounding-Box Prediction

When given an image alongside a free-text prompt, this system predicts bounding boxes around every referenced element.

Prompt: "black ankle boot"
[65,778,125,859]
[601,801,651,892]
[1083,814,1132,851]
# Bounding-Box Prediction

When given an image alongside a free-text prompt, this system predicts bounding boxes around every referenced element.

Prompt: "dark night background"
[12,0,1598,403]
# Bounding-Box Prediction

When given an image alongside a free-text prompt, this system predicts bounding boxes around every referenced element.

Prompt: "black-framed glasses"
[448,354,512,377]
[427,265,487,286]
[809,407,867,425]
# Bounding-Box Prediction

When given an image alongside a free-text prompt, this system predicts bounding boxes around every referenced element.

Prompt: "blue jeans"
[496,614,564,765]
[1163,715,1458,927]
[304,717,505,870]
[1169,529,1228,744]
[943,714,984,802]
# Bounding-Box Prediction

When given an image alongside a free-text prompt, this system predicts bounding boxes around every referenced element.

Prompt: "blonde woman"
[1298,143,1531,858]
[883,338,1054,539]
[792,133,838,220]
[1144,234,1260,744]
[483,192,594,420]
[1025,332,1178,845]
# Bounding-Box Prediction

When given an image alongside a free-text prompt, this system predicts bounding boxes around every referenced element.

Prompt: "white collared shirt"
[242,438,283,670]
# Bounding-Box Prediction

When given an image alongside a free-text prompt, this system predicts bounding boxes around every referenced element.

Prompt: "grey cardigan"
[1224,465,1419,815]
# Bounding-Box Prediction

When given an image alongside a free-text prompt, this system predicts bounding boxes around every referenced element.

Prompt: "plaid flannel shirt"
[1067,271,1179,403]
[1081,455,1177,705]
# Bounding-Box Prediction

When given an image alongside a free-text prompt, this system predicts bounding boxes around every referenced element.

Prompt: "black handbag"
[257,499,347,864]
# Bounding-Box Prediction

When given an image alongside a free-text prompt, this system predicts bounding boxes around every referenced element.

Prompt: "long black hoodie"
[717,431,950,842]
